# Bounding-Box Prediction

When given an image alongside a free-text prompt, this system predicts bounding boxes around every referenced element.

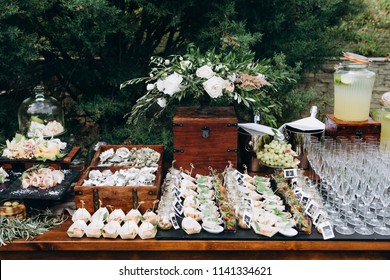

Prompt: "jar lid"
[382,92,390,106]
[343,52,370,64]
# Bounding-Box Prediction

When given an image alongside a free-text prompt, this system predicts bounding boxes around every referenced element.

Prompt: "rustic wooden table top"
[1,219,390,260]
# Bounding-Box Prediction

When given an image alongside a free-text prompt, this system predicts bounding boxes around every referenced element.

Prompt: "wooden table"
[1,219,390,260]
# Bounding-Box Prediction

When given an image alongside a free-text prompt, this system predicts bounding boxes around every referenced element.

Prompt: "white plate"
[278,227,298,237]
[202,224,224,234]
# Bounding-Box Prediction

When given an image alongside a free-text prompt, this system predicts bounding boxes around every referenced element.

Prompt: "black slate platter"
[156,220,390,241]
[0,169,19,195]
[0,144,73,163]
[0,169,80,201]
[156,225,390,241]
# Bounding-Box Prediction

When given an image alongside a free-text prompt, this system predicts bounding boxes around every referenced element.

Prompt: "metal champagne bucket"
[238,128,271,172]
[282,106,324,169]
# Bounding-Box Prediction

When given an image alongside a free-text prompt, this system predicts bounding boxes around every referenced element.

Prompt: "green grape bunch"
[256,140,300,168]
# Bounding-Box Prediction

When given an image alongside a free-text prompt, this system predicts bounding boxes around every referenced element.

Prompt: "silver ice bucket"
[283,125,323,169]
[238,128,271,172]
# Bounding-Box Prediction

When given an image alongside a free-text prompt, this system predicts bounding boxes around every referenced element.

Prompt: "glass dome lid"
[18,85,65,138]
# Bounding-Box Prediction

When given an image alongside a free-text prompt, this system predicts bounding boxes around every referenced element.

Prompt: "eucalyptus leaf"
[0,210,67,246]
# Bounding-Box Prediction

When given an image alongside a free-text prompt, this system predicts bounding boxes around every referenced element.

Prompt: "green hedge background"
[0,0,388,162]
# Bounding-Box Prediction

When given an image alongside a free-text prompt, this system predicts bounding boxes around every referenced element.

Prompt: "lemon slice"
[30,116,44,124]
[340,74,354,85]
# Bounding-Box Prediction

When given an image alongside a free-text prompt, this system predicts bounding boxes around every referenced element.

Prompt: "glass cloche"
[18,85,65,138]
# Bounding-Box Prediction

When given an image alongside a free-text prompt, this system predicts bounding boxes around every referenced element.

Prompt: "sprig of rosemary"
[0,209,67,246]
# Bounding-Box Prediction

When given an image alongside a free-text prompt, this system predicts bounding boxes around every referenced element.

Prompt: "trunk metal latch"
[201,126,210,138]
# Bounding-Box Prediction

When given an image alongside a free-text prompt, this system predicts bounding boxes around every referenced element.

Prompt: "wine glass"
[354,184,375,235]
[330,167,347,227]
[366,176,384,227]
[358,175,376,219]
[373,184,390,235]
[346,170,364,226]
[334,173,355,235]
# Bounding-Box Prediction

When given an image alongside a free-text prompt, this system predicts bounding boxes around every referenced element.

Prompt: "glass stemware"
[334,173,355,235]
[346,172,364,227]
[373,184,390,235]
[366,179,384,227]
[354,185,375,235]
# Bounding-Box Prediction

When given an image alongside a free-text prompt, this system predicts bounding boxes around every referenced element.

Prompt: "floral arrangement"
[121,45,296,126]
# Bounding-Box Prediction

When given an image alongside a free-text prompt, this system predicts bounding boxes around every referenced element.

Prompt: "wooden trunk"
[173,106,238,174]
[325,114,381,141]
[74,166,162,214]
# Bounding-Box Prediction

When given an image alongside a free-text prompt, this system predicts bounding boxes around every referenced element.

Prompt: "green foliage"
[223,0,365,68]
[122,44,299,128]
[0,0,367,163]
[341,0,390,56]
[0,209,66,246]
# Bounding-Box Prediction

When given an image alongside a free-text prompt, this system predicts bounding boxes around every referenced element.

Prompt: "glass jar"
[0,199,26,220]
[333,53,375,121]
[380,92,390,152]
[18,85,65,138]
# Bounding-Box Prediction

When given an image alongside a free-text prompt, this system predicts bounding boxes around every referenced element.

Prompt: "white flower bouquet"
[121,45,294,126]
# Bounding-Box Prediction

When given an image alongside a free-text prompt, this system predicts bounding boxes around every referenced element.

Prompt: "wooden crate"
[173,106,238,174]
[89,144,164,168]
[325,114,381,141]
[74,166,162,213]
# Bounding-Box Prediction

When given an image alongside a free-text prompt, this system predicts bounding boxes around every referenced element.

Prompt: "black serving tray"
[0,169,80,201]
[0,169,20,195]
[156,225,390,241]
[0,144,73,163]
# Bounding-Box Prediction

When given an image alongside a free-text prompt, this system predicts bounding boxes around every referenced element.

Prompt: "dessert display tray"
[0,169,80,200]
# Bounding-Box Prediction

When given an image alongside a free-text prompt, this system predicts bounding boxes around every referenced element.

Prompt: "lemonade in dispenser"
[380,92,390,152]
[333,52,375,121]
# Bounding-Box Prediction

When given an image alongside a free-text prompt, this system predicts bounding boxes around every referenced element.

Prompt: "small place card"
[293,188,303,200]
[173,198,184,215]
[236,176,244,186]
[318,221,335,240]
[313,210,327,226]
[173,186,181,198]
[300,194,310,208]
[242,197,252,206]
[284,169,297,178]
[170,213,180,230]
[234,170,244,180]
[305,200,319,218]
[243,211,252,228]
[290,178,298,189]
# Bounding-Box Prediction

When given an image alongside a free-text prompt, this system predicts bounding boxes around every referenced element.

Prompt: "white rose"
[196,65,215,79]
[156,79,165,91]
[203,76,225,98]
[157,97,167,108]
[162,72,183,96]
[146,83,155,91]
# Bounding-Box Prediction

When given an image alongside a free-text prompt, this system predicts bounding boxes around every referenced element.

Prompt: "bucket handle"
[282,126,290,141]
[245,141,254,152]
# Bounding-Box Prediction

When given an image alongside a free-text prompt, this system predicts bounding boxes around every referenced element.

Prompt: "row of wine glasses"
[306,135,390,236]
